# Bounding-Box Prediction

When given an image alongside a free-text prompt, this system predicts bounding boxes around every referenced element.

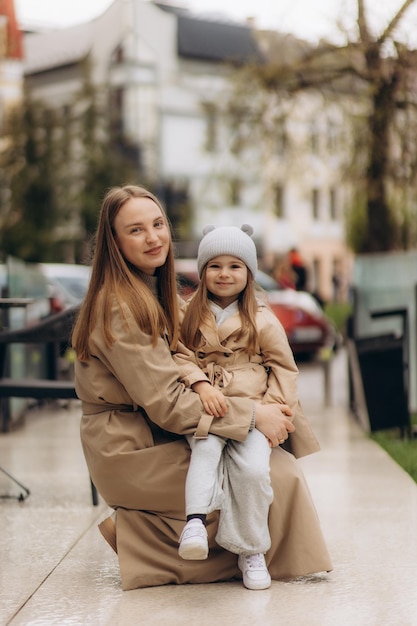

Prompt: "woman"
[72,185,332,590]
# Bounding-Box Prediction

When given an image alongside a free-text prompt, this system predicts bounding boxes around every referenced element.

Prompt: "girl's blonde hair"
[181,266,259,355]
[72,184,179,362]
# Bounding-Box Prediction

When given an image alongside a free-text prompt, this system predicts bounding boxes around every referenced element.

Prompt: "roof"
[23,1,262,76]
[177,15,261,64]
[156,3,262,64]
[23,22,93,75]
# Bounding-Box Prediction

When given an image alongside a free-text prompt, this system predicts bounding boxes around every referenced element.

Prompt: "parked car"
[0,260,51,326]
[258,285,339,358]
[0,260,56,396]
[39,263,91,313]
[175,258,339,359]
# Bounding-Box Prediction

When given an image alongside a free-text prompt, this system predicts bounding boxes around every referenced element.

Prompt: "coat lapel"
[200,312,241,352]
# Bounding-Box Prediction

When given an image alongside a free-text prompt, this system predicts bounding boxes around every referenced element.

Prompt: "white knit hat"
[197,224,258,278]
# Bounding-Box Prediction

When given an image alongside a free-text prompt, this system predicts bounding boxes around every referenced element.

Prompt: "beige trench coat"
[75,297,332,590]
[175,301,319,458]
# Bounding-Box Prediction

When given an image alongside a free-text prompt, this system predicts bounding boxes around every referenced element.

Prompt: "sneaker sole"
[98,517,118,554]
[240,577,271,591]
[178,542,208,560]
[238,561,271,590]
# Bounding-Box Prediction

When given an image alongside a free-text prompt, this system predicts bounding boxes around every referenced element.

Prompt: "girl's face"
[113,196,171,275]
[205,255,248,308]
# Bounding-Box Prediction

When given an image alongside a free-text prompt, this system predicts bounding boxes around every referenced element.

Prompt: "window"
[111,44,124,64]
[61,105,72,158]
[310,122,319,154]
[312,257,321,296]
[329,187,337,220]
[203,103,217,153]
[273,184,284,218]
[327,120,337,153]
[229,178,241,206]
[276,122,288,156]
[312,188,320,219]
[110,87,124,140]
[229,107,245,155]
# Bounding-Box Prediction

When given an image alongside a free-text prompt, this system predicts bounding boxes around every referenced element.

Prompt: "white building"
[22,0,352,301]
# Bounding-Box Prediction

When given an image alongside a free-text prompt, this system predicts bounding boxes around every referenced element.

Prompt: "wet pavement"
[1,348,417,625]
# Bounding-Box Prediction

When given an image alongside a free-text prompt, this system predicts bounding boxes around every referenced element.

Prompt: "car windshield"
[54,275,90,300]
[254,270,281,291]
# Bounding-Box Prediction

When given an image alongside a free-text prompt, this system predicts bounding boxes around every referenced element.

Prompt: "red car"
[175,259,338,359]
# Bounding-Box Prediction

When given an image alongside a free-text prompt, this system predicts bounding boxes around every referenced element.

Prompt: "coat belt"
[82,401,137,415]
[203,359,263,390]
[193,412,214,439]
[81,400,214,441]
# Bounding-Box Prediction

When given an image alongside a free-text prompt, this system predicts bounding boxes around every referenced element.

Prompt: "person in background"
[174,224,326,591]
[272,252,296,289]
[72,184,332,590]
[289,247,308,291]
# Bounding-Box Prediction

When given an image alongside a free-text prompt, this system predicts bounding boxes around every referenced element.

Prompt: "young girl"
[175,224,321,590]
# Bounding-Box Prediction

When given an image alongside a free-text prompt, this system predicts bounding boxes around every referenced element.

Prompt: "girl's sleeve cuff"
[249,406,256,431]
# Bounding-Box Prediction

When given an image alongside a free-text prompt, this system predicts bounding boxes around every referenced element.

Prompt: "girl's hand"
[192,381,228,417]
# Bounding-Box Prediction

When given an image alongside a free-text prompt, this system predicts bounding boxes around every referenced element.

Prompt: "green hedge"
[371,416,417,484]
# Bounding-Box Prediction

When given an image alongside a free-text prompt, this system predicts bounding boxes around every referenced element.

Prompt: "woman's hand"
[254,403,295,448]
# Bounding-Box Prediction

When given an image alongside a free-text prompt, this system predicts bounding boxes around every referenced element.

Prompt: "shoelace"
[245,554,265,569]
[182,522,206,540]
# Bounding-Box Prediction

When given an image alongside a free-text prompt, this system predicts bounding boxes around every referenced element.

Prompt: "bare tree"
[355,0,417,251]
[226,0,417,252]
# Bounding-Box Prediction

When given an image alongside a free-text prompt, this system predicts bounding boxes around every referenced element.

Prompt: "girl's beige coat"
[75,298,332,590]
[175,301,319,458]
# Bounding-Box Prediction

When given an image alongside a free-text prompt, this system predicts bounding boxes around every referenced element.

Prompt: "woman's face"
[113,196,171,275]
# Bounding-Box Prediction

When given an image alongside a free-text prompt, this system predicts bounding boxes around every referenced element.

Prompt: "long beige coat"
[175,301,319,458]
[75,296,332,590]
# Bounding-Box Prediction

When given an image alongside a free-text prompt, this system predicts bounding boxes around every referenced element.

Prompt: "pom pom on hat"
[197,224,257,278]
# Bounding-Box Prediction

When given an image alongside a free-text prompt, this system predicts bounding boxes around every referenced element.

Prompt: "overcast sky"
[14,1,417,45]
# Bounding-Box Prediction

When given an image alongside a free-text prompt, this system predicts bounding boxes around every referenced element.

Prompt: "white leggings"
[185,428,273,555]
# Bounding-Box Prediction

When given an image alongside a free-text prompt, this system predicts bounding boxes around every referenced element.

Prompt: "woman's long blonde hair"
[181,267,259,355]
[72,185,179,362]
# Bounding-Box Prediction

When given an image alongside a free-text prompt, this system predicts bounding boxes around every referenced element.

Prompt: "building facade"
[22,0,353,301]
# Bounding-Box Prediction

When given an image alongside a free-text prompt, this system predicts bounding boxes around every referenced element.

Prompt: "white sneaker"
[178,519,208,560]
[238,553,271,590]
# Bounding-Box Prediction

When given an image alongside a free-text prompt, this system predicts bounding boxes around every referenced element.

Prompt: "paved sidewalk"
[1,349,417,626]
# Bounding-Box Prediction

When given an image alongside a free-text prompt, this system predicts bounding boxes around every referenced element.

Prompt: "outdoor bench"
[0,304,79,416]
[0,303,98,505]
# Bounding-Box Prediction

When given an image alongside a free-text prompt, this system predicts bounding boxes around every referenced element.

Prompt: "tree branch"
[378,0,417,45]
